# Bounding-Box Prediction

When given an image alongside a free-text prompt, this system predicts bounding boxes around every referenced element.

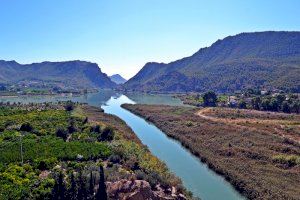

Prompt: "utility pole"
[20,134,23,165]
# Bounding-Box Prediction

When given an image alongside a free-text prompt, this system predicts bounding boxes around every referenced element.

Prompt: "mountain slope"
[109,74,127,84]
[0,60,116,89]
[124,31,300,93]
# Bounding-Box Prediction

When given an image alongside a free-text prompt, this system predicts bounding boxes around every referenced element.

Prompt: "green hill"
[0,60,116,89]
[124,31,300,93]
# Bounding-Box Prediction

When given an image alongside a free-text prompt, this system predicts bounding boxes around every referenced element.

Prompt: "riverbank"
[122,104,300,200]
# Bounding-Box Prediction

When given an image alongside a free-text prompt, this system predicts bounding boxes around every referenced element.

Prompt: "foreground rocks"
[107,179,187,200]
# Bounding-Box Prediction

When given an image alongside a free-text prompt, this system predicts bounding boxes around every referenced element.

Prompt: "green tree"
[68,118,77,134]
[91,125,101,134]
[290,101,300,114]
[56,128,68,141]
[270,98,279,111]
[282,101,290,113]
[261,99,271,111]
[20,122,33,132]
[77,171,88,200]
[67,173,77,200]
[52,172,66,200]
[89,171,95,199]
[238,100,247,109]
[202,91,217,107]
[98,127,114,142]
[64,101,74,111]
[251,97,261,110]
[95,166,107,200]
[276,94,285,105]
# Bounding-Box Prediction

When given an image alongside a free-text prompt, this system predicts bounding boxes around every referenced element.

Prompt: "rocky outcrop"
[106,179,187,200]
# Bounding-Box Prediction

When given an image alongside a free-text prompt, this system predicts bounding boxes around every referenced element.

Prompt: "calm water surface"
[0,91,244,200]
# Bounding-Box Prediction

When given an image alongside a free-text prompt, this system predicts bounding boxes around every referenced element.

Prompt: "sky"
[0,0,299,79]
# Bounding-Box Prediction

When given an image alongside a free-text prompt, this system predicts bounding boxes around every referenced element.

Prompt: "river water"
[0,91,245,200]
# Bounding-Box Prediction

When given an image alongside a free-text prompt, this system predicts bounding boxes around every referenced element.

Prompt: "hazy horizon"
[1,0,299,79]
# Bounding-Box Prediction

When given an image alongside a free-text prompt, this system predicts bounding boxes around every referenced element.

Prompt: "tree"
[56,128,68,141]
[98,127,114,142]
[251,97,261,110]
[83,117,89,124]
[52,172,66,200]
[68,118,77,134]
[238,100,247,109]
[95,166,107,200]
[77,171,88,200]
[20,122,33,132]
[91,125,101,134]
[290,101,300,113]
[89,171,95,199]
[202,91,217,107]
[270,98,279,111]
[67,173,77,200]
[282,101,290,113]
[261,99,271,111]
[64,101,74,111]
[276,94,285,105]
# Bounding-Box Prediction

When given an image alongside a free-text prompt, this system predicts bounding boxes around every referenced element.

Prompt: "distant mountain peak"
[109,74,127,84]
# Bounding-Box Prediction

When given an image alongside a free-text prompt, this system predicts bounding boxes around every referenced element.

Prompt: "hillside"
[109,74,127,84]
[124,31,300,93]
[0,60,116,89]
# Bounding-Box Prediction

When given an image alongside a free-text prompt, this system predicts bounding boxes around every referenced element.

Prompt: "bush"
[97,127,114,142]
[272,155,300,167]
[20,122,33,132]
[33,157,58,170]
[64,101,74,111]
[56,128,68,141]
[90,125,101,134]
[203,91,217,107]
[108,155,121,164]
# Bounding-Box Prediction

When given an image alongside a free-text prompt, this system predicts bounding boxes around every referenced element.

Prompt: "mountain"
[124,31,300,93]
[0,60,116,89]
[109,74,127,84]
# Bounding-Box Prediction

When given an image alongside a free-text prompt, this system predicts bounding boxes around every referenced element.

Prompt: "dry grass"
[123,104,300,200]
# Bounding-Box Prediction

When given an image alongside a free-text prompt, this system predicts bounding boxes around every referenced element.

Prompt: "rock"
[178,194,187,200]
[39,170,50,179]
[106,179,183,200]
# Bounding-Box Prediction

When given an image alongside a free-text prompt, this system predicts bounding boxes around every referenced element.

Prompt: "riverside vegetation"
[0,101,191,200]
[176,90,300,114]
[123,104,300,200]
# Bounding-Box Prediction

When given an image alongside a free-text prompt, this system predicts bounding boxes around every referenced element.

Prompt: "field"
[0,103,190,200]
[123,104,300,200]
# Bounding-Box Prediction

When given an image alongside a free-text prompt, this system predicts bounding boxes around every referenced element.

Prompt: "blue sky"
[0,0,299,79]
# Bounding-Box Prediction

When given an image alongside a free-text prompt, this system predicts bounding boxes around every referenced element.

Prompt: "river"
[0,91,245,200]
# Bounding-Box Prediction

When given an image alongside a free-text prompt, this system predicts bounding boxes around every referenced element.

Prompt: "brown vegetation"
[123,104,300,200]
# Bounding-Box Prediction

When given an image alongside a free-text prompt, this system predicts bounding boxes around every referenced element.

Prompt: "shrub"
[20,122,33,132]
[56,128,68,141]
[64,101,74,111]
[203,91,217,107]
[98,127,114,142]
[33,157,58,170]
[272,155,300,167]
[83,117,88,124]
[90,125,101,134]
[108,155,121,164]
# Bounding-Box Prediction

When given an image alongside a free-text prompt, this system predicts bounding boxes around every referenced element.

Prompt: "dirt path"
[195,108,300,144]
